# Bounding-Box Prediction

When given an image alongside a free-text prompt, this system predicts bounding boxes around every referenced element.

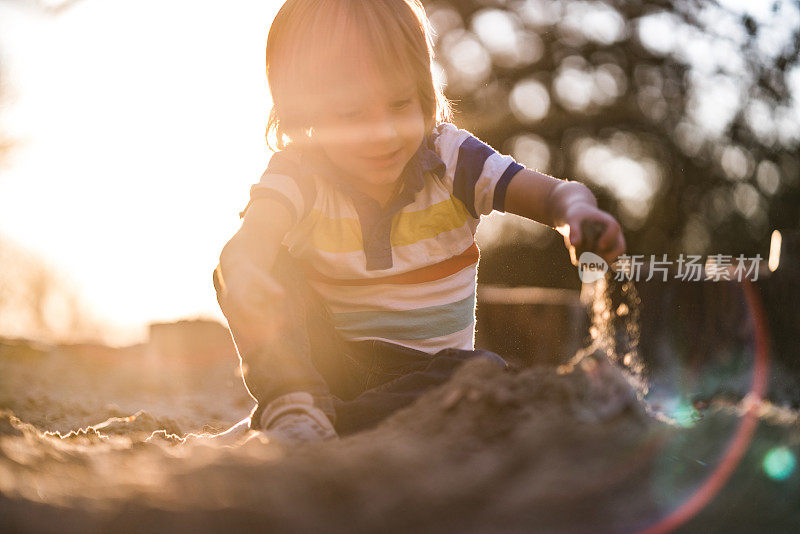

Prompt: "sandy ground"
[1,332,799,534]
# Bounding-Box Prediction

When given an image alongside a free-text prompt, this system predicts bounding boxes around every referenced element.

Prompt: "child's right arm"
[216,198,292,352]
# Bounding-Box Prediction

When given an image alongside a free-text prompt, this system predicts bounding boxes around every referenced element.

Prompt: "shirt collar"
[299,134,446,201]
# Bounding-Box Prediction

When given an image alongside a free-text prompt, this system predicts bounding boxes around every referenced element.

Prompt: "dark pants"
[214,249,506,435]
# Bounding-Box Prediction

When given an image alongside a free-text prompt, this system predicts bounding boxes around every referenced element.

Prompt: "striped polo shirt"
[242,122,524,354]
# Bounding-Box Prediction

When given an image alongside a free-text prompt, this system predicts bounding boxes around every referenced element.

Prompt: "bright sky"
[0,0,282,343]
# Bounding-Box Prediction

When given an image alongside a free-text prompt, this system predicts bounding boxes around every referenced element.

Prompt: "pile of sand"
[1,345,798,533]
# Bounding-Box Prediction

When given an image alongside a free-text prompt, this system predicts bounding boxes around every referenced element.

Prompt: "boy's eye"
[390,99,413,111]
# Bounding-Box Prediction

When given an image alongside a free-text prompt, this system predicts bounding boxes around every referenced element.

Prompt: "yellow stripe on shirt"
[306,195,471,254]
[392,195,472,247]
[307,212,363,253]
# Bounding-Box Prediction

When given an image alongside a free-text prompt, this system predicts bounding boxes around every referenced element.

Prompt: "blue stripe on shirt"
[265,150,317,219]
[453,136,495,218]
[492,162,524,212]
[332,294,476,341]
[241,188,298,222]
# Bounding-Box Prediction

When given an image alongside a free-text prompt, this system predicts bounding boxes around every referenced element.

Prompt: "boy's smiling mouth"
[363,148,403,167]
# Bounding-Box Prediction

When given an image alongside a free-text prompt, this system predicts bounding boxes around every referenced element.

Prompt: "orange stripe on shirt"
[303,242,479,286]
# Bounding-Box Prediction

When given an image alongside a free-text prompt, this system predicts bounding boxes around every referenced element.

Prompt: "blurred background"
[0,0,798,346]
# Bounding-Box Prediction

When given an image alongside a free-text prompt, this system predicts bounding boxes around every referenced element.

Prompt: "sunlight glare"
[0,0,282,343]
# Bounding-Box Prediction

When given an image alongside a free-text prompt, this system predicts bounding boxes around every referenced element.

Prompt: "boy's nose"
[365,113,399,143]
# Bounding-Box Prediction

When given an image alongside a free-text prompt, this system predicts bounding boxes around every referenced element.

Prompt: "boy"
[213,0,625,445]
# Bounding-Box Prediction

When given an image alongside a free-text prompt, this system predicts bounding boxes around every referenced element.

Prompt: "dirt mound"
[2,354,798,533]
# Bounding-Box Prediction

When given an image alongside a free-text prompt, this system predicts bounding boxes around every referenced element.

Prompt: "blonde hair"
[265,0,452,151]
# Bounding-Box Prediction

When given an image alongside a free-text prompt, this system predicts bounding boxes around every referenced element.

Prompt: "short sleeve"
[239,149,316,225]
[432,123,524,218]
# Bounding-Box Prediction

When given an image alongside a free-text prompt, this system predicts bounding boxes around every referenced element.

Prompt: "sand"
[1,334,799,533]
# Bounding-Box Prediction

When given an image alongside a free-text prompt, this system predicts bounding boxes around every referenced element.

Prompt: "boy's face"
[310,68,426,200]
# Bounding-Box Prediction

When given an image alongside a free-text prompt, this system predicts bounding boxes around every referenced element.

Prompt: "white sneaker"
[176,392,337,448]
[255,392,338,445]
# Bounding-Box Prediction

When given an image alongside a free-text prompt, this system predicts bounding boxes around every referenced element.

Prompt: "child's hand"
[556,203,626,267]
[216,261,287,353]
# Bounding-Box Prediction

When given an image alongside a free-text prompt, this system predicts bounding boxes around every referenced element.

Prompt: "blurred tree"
[0,0,85,165]
[0,237,102,342]
[0,0,98,341]
[426,0,800,287]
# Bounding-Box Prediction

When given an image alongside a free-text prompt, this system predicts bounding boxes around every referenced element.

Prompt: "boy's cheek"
[312,123,364,146]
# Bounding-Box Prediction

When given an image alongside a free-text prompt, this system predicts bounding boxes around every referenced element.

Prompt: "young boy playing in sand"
[213,0,625,445]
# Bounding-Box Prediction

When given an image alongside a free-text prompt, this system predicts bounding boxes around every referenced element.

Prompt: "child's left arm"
[503,168,626,266]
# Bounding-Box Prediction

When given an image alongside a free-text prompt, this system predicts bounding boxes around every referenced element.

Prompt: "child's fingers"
[603,234,627,266]
[568,223,582,248]
[597,217,620,252]
[616,232,627,256]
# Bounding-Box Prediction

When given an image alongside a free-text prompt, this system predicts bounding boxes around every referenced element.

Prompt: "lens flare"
[768,230,782,272]
[762,447,796,481]
[668,399,702,428]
